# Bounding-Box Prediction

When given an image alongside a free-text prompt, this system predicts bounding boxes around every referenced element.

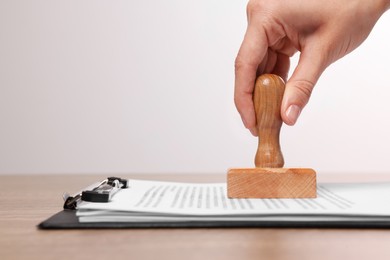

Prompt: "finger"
[264,49,277,74]
[281,43,327,125]
[234,25,268,136]
[272,52,290,82]
[256,50,268,77]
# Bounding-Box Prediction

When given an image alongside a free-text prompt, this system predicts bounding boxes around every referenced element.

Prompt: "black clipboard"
[39,210,390,229]
[38,177,390,229]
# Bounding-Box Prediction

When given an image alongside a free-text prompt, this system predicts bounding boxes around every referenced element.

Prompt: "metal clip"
[63,177,128,210]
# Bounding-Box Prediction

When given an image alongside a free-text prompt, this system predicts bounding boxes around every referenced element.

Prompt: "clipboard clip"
[63,177,128,210]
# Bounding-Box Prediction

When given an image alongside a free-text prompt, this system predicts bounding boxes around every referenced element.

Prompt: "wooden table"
[1,173,390,260]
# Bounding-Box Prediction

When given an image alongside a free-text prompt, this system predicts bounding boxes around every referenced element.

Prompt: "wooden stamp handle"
[254,74,285,168]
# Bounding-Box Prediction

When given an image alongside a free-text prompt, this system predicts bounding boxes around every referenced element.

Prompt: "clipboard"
[39,210,390,229]
[38,177,390,229]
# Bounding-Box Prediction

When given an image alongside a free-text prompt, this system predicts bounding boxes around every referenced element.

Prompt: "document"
[76,179,390,223]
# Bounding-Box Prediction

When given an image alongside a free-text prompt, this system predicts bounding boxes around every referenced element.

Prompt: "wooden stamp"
[227,74,316,198]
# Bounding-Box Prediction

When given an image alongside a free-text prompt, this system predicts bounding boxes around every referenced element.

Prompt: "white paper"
[76,179,390,223]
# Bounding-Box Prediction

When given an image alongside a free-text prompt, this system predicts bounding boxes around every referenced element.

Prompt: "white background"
[1,1,390,175]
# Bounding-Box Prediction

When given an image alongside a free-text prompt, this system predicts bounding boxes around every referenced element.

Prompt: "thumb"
[281,47,327,125]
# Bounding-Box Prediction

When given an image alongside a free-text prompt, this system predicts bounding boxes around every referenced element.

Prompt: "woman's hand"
[234,0,389,135]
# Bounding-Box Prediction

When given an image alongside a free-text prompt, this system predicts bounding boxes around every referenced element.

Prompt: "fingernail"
[286,105,301,125]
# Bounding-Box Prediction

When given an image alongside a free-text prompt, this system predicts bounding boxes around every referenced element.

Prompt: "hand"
[234,0,389,136]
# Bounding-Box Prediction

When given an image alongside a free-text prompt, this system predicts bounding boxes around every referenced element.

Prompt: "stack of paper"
[76,179,390,224]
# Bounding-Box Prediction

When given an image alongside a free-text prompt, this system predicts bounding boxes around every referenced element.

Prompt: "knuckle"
[247,0,278,19]
[292,80,315,104]
[234,55,257,75]
[234,57,247,74]
[247,0,266,14]
[234,57,245,72]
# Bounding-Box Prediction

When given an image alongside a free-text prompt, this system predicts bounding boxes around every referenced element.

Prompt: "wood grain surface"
[227,168,316,198]
[254,74,285,168]
[1,173,390,260]
[228,74,316,199]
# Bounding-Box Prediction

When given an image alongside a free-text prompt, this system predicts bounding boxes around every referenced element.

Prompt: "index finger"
[234,25,268,136]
